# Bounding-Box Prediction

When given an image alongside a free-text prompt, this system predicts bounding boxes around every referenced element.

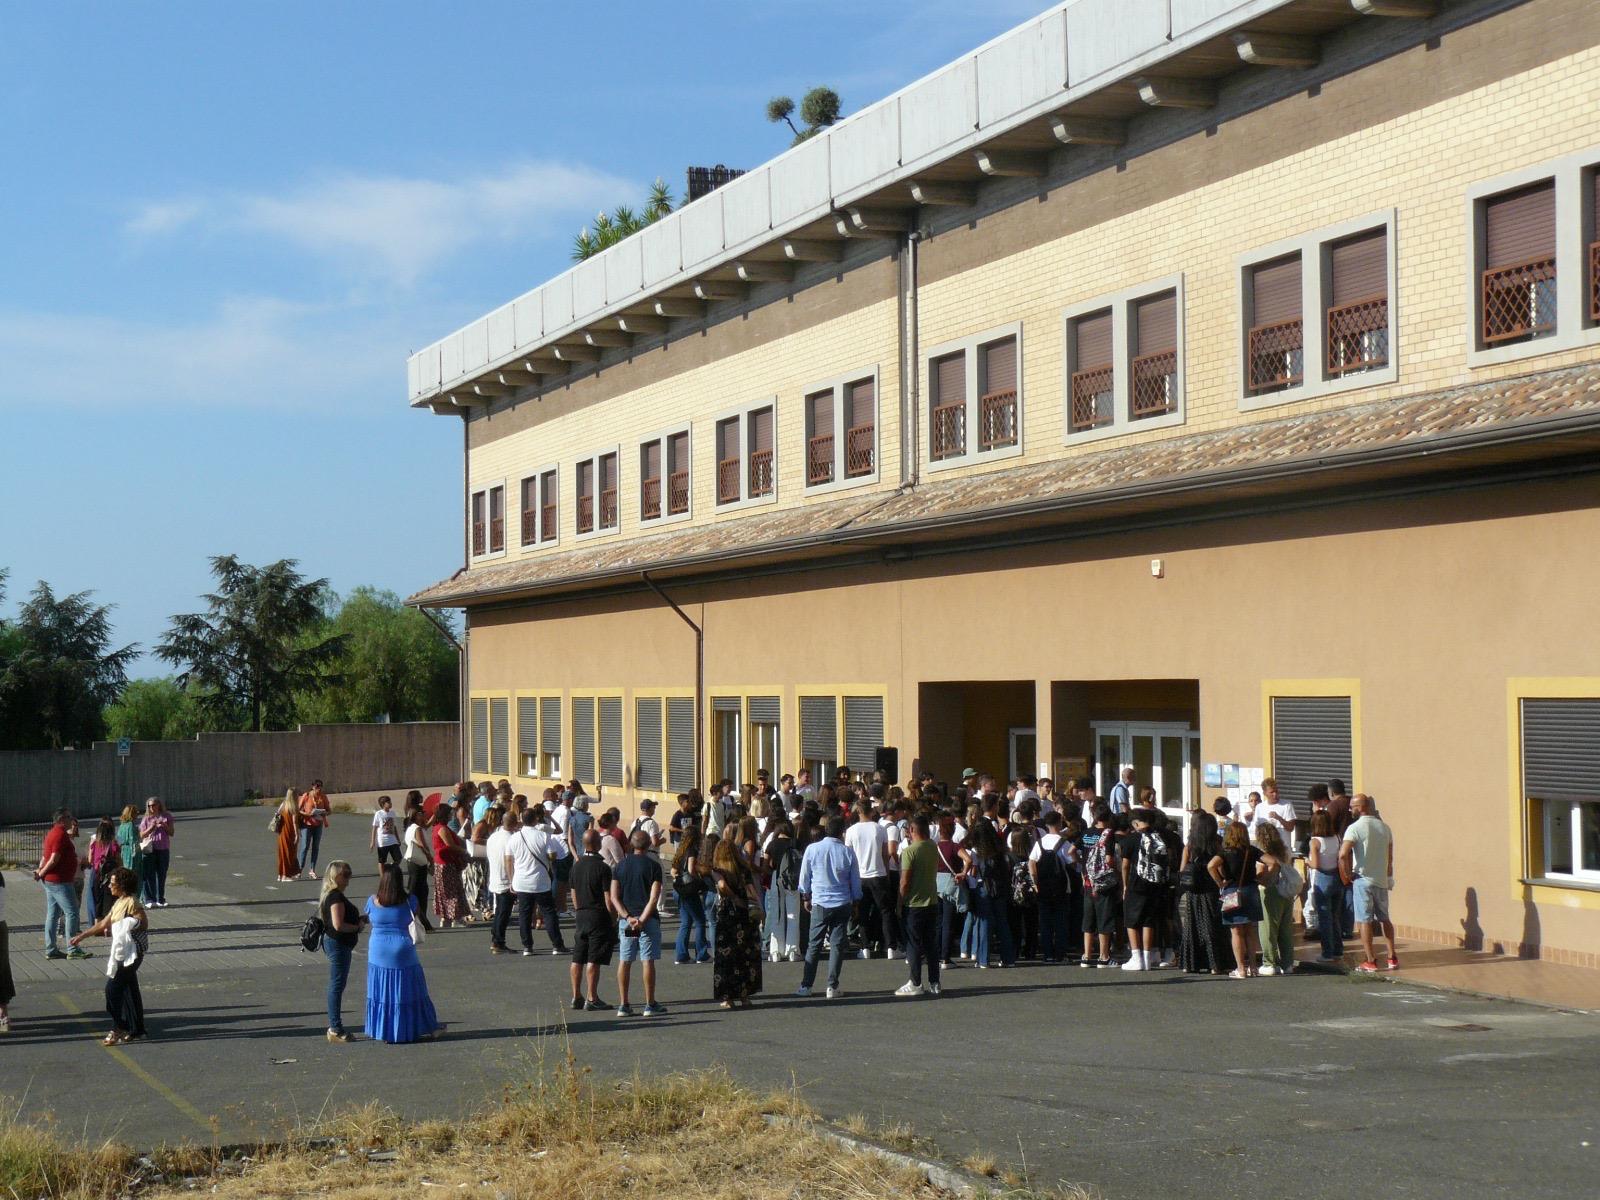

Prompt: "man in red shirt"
[34,809,89,959]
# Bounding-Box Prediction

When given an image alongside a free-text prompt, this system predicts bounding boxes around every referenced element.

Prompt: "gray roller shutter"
[489,697,510,776]
[843,696,884,774]
[749,696,780,723]
[470,697,489,774]
[1485,180,1556,268]
[572,696,595,783]
[1270,696,1353,819]
[1073,309,1113,369]
[801,696,837,761]
[540,695,561,755]
[980,336,1016,394]
[1523,699,1600,800]
[599,696,623,787]
[666,696,696,792]
[1252,253,1303,324]
[712,696,741,713]
[1134,291,1177,356]
[636,698,664,791]
[517,697,538,765]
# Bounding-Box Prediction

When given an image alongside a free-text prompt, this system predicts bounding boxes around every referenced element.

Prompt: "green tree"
[156,555,347,732]
[572,179,674,261]
[103,676,208,741]
[0,571,139,750]
[766,86,842,145]
[296,588,458,724]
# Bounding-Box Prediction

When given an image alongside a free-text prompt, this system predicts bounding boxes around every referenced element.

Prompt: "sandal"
[1227,969,1248,980]
[719,1000,735,1010]
[102,1031,128,1046]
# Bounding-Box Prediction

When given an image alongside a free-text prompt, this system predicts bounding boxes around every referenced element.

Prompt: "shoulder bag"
[1219,850,1251,916]
[935,844,968,913]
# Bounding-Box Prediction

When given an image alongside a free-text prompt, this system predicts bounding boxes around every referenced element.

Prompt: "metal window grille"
[1070,311,1114,431]
[1131,292,1178,418]
[1482,181,1557,345]
[641,442,662,520]
[489,697,509,775]
[800,696,838,762]
[978,338,1018,451]
[599,696,623,787]
[636,698,664,791]
[845,380,875,476]
[470,697,489,774]
[930,351,966,460]
[1248,254,1303,393]
[540,471,557,542]
[471,493,486,557]
[666,696,696,792]
[571,697,596,783]
[1270,696,1353,821]
[520,478,538,545]
[488,487,505,553]
[843,696,884,775]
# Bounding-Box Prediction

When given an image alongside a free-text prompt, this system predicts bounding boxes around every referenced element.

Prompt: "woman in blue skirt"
[364,865,441,1043]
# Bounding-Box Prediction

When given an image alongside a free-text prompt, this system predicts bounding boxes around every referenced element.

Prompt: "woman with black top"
[1208,818,1265,979]
[1177,811,1232,975]
[319,860,366,1042]
[709,835,761,1008]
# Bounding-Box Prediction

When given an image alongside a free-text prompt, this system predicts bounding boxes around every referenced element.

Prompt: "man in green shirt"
[895,815,942,997]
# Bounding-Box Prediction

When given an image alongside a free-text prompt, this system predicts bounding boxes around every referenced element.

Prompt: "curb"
[763,1113,991,1197]
[1352,966,1599,1016]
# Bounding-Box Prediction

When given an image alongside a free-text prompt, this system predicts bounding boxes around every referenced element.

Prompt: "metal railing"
[930,402,966,460]
[1590,242,1600,322]
[845,424,874,477]
[1482,255,1557,345]
[807,434,834,485]
[541,502,557,542]
[748,449,774,497]
[1070,366,1115,432]
[1326,295,1389,376]
[577,494,594,533]
[600,487,618,529]
[0,823,49,867]
[667,470,689,515]
[471,522,486,556]
[716,457,740,504]
[489,516,504,553]
[1247,317,1304,392]
[1131,351,1178,418]
[641,477,662,520]
[521,508,537,545]
[979,389,1018,451]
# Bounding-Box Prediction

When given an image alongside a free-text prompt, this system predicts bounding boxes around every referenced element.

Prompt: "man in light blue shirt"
[796,815,862,999]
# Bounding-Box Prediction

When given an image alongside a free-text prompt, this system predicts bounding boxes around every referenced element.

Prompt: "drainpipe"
[458,411,471,779]
[641,571,702,790]
[899,227,923,489]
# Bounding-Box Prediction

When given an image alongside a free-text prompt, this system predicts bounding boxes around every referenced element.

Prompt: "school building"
[406,0,1600,968]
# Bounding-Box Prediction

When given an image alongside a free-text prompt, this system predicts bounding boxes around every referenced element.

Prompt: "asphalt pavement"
[2,804,1596,1199]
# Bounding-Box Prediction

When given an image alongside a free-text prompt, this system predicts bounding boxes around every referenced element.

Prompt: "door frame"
[1091,721,1199,814]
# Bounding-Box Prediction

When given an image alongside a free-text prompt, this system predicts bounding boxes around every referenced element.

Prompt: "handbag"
[1275,860,1303,899]
[269,810,284,834]
[935,844,969,912]
[408,912,426,946]
[1219,849,1252,915]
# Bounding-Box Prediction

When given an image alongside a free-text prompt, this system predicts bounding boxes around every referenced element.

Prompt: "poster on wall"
[1055,757,1088,784]
[1222,763,1241,787]
[1203,762,1223,788]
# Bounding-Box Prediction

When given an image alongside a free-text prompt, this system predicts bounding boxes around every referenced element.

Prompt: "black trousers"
[491,891,515,949]
[904,904,941,986]
[861,875,902,954]
[405,861,434,929]
[517,890,565,952]
[106,963,145,1036]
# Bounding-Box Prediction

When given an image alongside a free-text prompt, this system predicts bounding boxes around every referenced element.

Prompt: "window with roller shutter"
[470,697,489,774]
[800,695,838,779]
[1248,253,1304,394]
[571,697,596,783]
[712,696,741,785]
[520,469,558,547]
[843,696,884,776]
[517,697,538,776]
[1482,180,1557,346]
[639,426,691,525]
[804,369,878,490]
[666,696,696,792]
[711,401,779,508]
[469,483,507,560]
[926,324,1022,468]
[635,698,664,791]
[1269,696,1353,823]
[1068,310,1114,434]
[1132,291,1178,418]
[1521,698,1600,882]
[599,696,623,786]
[1327,230,1389,376]
[930,351,966,461]
[573,448,620,538]
[489,697,509,776]
[540,695,562,778]
[1064,276,1186,443]
[749,695,780,778]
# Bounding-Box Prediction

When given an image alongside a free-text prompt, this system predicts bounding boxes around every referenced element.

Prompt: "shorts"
[1082,891,1119,935]
[1220,884,1264,928]
[571,910,615,965]
[617,915,661,962]
[1123,886,1162,930]
[1353,878,1390,924]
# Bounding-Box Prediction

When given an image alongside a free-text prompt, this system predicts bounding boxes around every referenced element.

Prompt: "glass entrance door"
[1092,721,1198,815]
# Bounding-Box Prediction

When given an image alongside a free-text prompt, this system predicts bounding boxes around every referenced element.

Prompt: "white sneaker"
[894,982,921,997]
[857,949,872,959]
[924,983,942,996]
[1259,964,1279,976]
[825,986,840,1000]
[786,950,800,962]
[1121,955,1145,971]
[886,948,900,960]
[1158,952,1176,969]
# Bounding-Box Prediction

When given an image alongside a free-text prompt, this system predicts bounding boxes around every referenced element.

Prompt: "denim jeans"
[799,903,851,991]
[1311,870,1345,959]
[298,825,324,873]
[323,938,353,1032]
[85,867,102,924]
[675,890,709,962]
[969,890,995,966]
[42,882,80,953]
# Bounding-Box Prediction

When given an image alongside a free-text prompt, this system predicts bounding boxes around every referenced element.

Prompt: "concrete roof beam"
[1233,31,1320,69]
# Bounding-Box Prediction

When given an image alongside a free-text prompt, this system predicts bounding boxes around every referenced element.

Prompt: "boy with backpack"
[1029,812,1078,964]
[1080,805,1120,968]
[1120,808,1171,972]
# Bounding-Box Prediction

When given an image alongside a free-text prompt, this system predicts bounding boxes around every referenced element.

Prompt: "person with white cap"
[630,799,665,862]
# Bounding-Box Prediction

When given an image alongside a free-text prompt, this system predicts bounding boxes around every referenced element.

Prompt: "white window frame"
[1236,208,1398,412]
[637,425,693,528]
[1465,145,1600,368]
[1539,797,1600,884]
[710,397,779,512]
[518,463,560,549]
[923,320,1024,474]
[469,478,507,562]
[802,365,881,495]
[1063,274,1186,446]
[573,445,621,542]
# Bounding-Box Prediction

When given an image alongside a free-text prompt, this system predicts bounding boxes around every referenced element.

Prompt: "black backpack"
[777,845,803,891]
[299,913,326,952]
[1034,841,1070,901]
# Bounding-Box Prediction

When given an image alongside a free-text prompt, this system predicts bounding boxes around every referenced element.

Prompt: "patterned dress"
[431,827,469,924]
[711,870,763,1002]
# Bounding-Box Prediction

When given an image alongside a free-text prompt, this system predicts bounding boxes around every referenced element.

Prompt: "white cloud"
[126,161,636,287]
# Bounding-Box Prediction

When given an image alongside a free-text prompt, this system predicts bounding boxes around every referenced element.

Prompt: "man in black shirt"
[568,829,616,1012]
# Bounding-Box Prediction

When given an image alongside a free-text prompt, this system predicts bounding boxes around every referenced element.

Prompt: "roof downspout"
[641,571,703,791]
[458,412,471,779]
[899,227,922,490]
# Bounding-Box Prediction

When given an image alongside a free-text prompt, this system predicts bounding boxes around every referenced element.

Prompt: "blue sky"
[0,0,1039,674]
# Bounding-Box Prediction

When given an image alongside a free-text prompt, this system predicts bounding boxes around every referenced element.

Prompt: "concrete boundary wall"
[0,722,460,824]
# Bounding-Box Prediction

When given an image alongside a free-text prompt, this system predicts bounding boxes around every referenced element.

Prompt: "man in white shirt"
[1257,779,1298,846]
[508,815,569,956]
[1341,793,1397,973]
[629,799,665,861]
[845,801,900,959]
[795,769,816,802]
[486,810,518,955]
[1013,774,1040,814]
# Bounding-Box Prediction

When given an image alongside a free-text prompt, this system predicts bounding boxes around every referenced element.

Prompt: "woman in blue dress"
[364,865,441,1043]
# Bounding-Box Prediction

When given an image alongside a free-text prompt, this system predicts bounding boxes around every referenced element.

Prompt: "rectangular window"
[571,696,596,784]
[804,371,878,491]
[635,698,664,792]
[470,697,489,774]
[540,469,558,543]
[925,323,1022,470]
[469,484,506,560]
[1247,253,1304,394]
[1131,291,1178,418]
[843,696,884,776]
[574,449,620,538]
[598,695,623,787]
[667,431,690,515]
[1481,180,1557,346]
[806,388,835,485]
[520,468,558,547]
[489,696,509,775]
[640,440,662,521]
[576,460,595,534]
[1270,696,1354,822]
[471,491,486,557]
[637,428,692,526]
[598,451,619,530]
[1068,309,1114,433]
[845,378,875,478]
[749,695,781,779]
[666,696,696,793]
[748,406,774,498]
[488,486,505,554]
[716,417,740,505]
[539,695,562,779]
[712,696,741,784]
[1326,229,1389,376]
[800,695,838,783]
[1590,168,1600,325]
[520,477,538,547]
[1522,698,1600,883]
[517,696,538,776]
[712,402,778,509]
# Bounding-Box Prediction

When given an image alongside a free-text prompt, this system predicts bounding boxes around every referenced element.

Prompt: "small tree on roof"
[766,86,842,145]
